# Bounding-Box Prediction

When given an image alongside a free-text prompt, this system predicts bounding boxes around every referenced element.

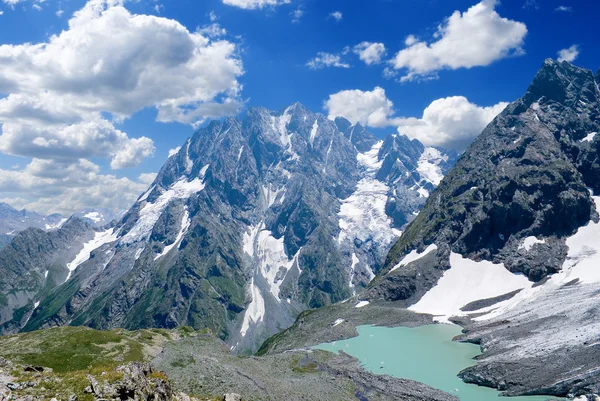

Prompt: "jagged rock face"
[378,59,600,290]
[368,60,600,398]
[0,218,95,332]
[0,203,66,248]
[0,103,455,352]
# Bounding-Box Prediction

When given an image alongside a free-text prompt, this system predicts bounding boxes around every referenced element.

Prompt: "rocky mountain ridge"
[0,103,456,352]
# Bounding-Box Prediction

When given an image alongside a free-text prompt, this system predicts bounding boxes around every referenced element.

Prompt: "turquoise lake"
[314,324,560,401]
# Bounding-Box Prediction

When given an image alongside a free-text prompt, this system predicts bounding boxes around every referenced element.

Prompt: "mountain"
[366,60,600,398]
[0,217,95,333]
[0,103,456,352]
[72,208,127,228]
[0,203,66,248]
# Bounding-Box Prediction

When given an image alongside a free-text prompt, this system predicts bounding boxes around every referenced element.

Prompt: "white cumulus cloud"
[0,0,245,214]
[397,96,508,150]
[325,88,507,150]
[222,0,290,9]
[354,42,387,65]
[557,45,579,63]
[390,0,527,81]
[324,87,401,128]
[0,159,150,215]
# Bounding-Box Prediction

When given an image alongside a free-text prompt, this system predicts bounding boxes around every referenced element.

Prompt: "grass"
[0,325,203,401]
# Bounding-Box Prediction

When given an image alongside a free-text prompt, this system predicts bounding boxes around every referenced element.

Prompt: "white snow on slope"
[332,318,345,327]
[243,223,297,300]
[65,228,118,282]
[240,277,265,337]
[409,252,531,323]
[261,184,285,209]
[581,132,597,142]
[417,147,446,186]
[45,218,67,230]
[411,195,600,327]
[184,141,194,174]
[355,300,370,308]
[519,236,545,251]
[338,141,401,246]
[120,169,208,245]
[139,185,155,202]
[154,208,191,261]
[83,212,103,223]
[390,244,438,273]
[310,119,319,146]
[349,253,360,294]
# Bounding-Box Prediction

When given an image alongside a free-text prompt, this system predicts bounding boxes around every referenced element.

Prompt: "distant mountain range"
[0,204,124,249]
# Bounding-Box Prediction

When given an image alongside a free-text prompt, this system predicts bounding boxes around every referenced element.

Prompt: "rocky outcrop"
[85,363,174,401]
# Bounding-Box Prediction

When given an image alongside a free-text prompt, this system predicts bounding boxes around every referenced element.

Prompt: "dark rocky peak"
[523,59,598,109]
[377,60,600,288]
[334,116,352,133]
[337,122,378,153]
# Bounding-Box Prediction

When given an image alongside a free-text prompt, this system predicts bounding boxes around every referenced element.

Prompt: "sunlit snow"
[65,228,118,282]
[120,169,208,245]
[389,244,438,273]
[154,208,191,260]
[240,277,265,337]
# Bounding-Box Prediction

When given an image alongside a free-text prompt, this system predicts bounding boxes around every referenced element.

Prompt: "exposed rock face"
[368,60,600,397]
[0,218,95,332]
[0,103,456,352]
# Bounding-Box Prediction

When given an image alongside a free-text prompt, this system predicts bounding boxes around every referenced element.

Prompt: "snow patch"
[355,300,370,308]
[45,218,67,230]
[240,277,265,337]
[139,185,155,202]
[261,184,285,209]
[154,208,191,260]
[120,169,208,245]
[390,244,438,273]
[408,252,531,323]
[65,228,118,282]
[83,212,103,223]
[184,141,194,174]
[417,147,445,186]
[519,236,545,251]
[349,253,360,294]
[581,132,597,142]
[310,119,319,146]
[332,318,344,327]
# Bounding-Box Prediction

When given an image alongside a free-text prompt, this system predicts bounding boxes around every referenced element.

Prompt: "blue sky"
[0,0,598,214]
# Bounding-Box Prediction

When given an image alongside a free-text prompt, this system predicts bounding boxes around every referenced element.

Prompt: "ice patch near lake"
[409,252,530,323]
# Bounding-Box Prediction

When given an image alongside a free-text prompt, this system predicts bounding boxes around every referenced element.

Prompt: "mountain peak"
[525,59,598,107]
